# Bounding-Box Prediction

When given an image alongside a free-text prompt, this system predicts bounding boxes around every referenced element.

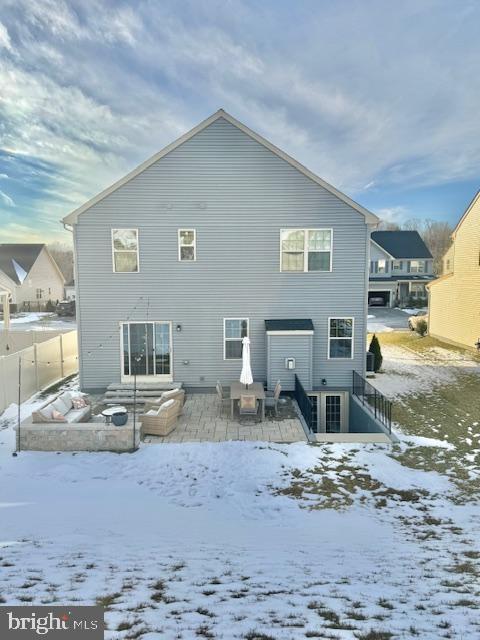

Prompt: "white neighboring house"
[0,244,65,312]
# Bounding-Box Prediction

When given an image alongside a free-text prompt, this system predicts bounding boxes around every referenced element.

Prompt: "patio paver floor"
[142,393,308,444]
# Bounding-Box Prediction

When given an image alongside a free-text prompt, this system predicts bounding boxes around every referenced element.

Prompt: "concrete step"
[104,390,167,398]
[107,382,182,391]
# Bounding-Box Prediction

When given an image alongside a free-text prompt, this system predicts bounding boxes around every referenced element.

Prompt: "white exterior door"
[120,321,172,382]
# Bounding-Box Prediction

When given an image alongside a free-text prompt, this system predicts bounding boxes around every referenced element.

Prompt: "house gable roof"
[451,190,480,239]
[62,109,379,225]
[371,231,432,259]
[0,244,45,284]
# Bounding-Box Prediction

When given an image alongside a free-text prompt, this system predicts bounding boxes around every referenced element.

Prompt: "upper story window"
[178,229,196,261]
[224,318,248,359]
[328,317,354,359]
[393,260,403,271]
[36,288,43,299]
[112,229,139,273]
[409,260,424,274]
[280,229,332,272]
[377,259,388,274]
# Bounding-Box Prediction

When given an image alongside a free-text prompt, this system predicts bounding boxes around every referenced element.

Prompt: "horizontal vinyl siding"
[429,198,480,349]
[75,118,368,389]
[268,334,312,391]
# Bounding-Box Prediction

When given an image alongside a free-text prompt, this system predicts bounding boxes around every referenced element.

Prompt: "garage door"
[368,290,391,306]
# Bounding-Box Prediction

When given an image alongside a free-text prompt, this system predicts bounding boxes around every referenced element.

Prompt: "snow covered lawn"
[0,369,479,639]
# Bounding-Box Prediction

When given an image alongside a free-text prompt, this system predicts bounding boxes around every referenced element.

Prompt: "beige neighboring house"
[427,190,480,350]
[0,244,65,312]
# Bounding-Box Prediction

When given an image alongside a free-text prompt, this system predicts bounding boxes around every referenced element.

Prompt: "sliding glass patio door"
[121,321,172,381]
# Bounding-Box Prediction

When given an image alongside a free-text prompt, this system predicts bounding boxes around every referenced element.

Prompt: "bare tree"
[48,242,74,282]
[421,220,453,275]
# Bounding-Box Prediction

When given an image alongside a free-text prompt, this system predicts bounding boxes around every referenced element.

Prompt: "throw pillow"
[72,396,87,409]
[146,409,159,416]
[52,409,67,422]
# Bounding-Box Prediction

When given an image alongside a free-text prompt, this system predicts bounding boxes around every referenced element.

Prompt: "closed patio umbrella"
[240,336,253,387]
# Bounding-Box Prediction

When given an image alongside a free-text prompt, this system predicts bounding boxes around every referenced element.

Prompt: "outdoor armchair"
[265,381,281,416]
[140,398,182,437]
[143,388,185,413]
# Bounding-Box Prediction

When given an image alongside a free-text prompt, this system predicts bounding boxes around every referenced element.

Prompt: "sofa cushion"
[161,388,181,400]
[38,403,55,421]
[59,392,73,411]
[52,397,69,416]
[146,408,159,416]
[52,409,67,422]
[65,406,90,423]
[159,399,175,413]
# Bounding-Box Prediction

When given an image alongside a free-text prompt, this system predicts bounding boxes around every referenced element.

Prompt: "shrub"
[45,299,55,312]
[369,334,383,372]
[416,319,428,337]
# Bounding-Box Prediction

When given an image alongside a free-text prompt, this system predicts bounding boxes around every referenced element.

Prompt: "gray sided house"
[369,231,434,307]
[64,109,385,436]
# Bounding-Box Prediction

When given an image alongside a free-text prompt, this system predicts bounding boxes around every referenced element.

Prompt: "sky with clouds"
[0,0,479,244]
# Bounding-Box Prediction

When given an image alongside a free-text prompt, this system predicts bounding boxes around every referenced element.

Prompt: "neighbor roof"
[63,109,379,225]
[0,244,45,284]
[264,319,314,332]
[371,231,432,259]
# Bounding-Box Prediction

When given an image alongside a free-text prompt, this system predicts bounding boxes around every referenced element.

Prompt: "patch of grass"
[447,562,478,576]
[196,607,216,618]
[355,631,393,640]
[117,621,135,631]
[95,592,121,609]
[196,625,215,638]
[244,632,277,640]
[377,598,394,610]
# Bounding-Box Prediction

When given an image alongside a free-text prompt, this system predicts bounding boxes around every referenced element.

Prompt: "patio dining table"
[229,381,266,421]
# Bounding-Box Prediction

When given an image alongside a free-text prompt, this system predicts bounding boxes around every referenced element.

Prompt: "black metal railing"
[294,374,314,430]
[352,370,392,433]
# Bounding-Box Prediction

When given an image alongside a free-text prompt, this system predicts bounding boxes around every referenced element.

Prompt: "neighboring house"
[63,109,386,435]
[368,231,434,307]
[428,191,480,350]
[0,244,65,312]
[64,280,76,300]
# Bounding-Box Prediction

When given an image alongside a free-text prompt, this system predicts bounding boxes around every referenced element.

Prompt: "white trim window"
[112,229,139,272]
[178,229,196,261]
[328,317,354,359]
[224,318,248,360]
[377,259,388,274]
[393,260,403,271]
[280,229,332,272]
[409,260,425,274]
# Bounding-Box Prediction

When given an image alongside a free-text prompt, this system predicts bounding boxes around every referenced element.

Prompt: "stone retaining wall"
[16,420,140,452]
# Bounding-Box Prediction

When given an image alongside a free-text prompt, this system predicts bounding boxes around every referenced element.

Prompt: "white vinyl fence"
[0,330,78,414]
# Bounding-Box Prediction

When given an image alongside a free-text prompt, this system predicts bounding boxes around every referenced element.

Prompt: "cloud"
[0,0,480,243]
[374,206,411,226]
[0,21,12,51]
[0,189,15,207]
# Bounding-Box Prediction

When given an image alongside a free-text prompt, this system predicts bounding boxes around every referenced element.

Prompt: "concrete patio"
[142,393,308,444]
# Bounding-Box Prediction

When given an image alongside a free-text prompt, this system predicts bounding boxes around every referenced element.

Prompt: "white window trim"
[392,260,402,271]
[111,228,139,273]
[327,316,354,360]
[377,259,387,274]
[119,320,173,381]
[223,317,249,360]
[178,229,197,262]
[409,260,424,274]
[279,228,333,273]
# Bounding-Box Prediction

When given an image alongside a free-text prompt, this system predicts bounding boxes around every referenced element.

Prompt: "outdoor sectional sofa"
[32,390,92,424]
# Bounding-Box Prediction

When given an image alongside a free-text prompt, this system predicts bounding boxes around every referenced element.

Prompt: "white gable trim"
[370,238,395,260]
[62,109,379,225]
